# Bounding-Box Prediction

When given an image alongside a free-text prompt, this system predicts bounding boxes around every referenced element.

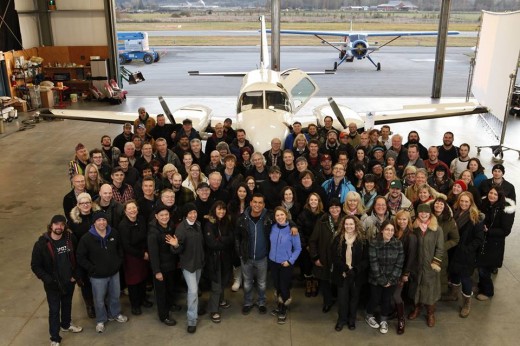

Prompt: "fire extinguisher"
[48,1,57,11]
[11,74,17,87]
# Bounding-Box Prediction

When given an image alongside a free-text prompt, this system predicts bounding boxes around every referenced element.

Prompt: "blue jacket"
[269,222,302,265]
[321,177,356,204]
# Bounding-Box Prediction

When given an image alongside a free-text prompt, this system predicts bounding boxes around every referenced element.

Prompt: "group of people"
[31,107,516,345]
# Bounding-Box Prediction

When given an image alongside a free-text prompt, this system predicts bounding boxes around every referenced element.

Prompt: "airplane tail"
[259,15,269,70]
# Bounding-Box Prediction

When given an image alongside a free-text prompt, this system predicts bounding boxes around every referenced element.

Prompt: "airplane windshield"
[240,91,264,111]
[266,91,290,112]
[350,34,367,42]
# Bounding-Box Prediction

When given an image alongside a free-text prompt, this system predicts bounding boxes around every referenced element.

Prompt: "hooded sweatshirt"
[76,225,123,278]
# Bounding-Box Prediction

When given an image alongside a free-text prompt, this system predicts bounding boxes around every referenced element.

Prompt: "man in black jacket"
[77,211,127,334]
[31,215,83,346]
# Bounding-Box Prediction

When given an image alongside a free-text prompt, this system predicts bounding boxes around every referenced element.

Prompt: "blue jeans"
[46,281,75,343]
[241,257,267,307]
[182,269,201,327]
[90,273,122,323]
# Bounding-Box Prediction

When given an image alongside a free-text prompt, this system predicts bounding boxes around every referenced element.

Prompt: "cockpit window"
[266,91,290,112]
[241,91,263,111]
[289,78,316,108]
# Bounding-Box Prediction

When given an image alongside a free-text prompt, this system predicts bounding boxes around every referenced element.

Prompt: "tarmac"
[1,46,520,345]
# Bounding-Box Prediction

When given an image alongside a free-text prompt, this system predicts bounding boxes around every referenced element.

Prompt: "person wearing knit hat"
[76,206,128,333]
[454,179,467,192]
[479,163,516,202]
[68,143,89,181]
[167,201,204,334]
[409,201,443,327]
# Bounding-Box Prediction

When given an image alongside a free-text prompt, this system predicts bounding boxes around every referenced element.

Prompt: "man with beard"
[384,180,414,218]
[206,122,228,155]
[113,123,134,153]
[450,143,471,179]
[150,114,177,148]
[437,131,459,167]
[320,130,341,161]
[173,134,191,162]
[424,146,451,178]
[320,154,334,180]
[100,135,120,168]
[223,117,236,143]
[338,132,356,160]
[230,129,255,159]
[134,106,156,134]
[68,143,89,181]
[403,131,428,160]
[31,215,83,345]
[171,172,195,207]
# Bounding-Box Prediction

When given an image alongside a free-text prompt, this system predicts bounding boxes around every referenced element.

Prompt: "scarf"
[454,209,470,229]
[282,201,294,210]
[419,219,430,235]
[345,234,356,268]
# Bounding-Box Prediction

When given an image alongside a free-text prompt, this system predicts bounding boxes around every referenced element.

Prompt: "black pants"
[367,284,395,320]
[298,248,313,277]
[321,279,335,306]
[270,260,293,302]
[128,280,147,309]
[208,264,232,313]
[46,281,75,343]
[153,270,176,321]
[337,278,360,324]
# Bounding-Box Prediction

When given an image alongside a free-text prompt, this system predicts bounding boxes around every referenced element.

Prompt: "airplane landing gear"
[333,62,338,71]
[377,62,381,71]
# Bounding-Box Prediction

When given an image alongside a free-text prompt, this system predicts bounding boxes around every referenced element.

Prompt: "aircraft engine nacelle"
[351,40,369,59]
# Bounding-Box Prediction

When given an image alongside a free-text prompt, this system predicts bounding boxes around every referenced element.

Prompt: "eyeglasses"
[119,160,129,164]
[79,201,91,206]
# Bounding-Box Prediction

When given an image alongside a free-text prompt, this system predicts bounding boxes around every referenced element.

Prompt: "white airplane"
[268,27,459,71]
[42,16,483,153]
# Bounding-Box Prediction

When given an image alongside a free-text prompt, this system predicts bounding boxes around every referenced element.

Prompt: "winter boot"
[305,278,313,297]
[460,293,472,318]
[311,278,319,297]
[407,303,422,320]
[396,303,405,334]
[441,283,460,301]
[426,304,436,327]
[231,266,242,292]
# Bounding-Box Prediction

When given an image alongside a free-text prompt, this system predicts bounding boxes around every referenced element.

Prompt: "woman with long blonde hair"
[182,164,208,198]
[446,191,484,318]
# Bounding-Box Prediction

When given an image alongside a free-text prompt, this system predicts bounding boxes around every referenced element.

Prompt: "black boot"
[277,303,287,324]
[85,297,95,319]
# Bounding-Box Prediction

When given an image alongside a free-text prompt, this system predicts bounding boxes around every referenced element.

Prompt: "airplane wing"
[188,71,247,77]
[268,29,460,37]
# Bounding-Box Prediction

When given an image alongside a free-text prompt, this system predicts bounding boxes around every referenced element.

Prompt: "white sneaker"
[379,321,388,334]
[365,316,380,329]
[95,322,105,333]
[60,323,83,333]
[50,342,60,346]
[111,314,128,323]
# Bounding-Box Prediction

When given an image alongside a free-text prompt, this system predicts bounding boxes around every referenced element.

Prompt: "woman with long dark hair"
[119,200,152,316]
[204,201,235,323]
[331,215,368,331]
[279,185,302,221]
[476,187,515,300]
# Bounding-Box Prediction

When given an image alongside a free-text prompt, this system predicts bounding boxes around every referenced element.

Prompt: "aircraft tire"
[377,63,381,71]
[154,54,160,63]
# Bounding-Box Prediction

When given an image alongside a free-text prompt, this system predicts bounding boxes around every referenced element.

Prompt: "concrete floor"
[1,95,519,345]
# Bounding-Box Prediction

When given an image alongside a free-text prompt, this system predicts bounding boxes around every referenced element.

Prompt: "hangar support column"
[431,0,452,99]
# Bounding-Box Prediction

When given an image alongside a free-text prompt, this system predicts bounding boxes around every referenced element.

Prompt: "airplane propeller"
[327,97,348,129]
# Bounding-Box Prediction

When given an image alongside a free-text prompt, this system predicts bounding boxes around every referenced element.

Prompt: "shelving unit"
[43,66,92,96]
[12,65,42,111]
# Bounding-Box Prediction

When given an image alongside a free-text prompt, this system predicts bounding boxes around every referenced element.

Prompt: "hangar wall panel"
[51,12,108,46]
[18,15,40,49]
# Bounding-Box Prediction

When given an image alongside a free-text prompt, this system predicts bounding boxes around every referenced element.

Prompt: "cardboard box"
[40,90,54,108]
[14,100,28,113]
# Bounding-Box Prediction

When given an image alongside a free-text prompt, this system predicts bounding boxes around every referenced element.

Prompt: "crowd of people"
[31,108,516,345]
